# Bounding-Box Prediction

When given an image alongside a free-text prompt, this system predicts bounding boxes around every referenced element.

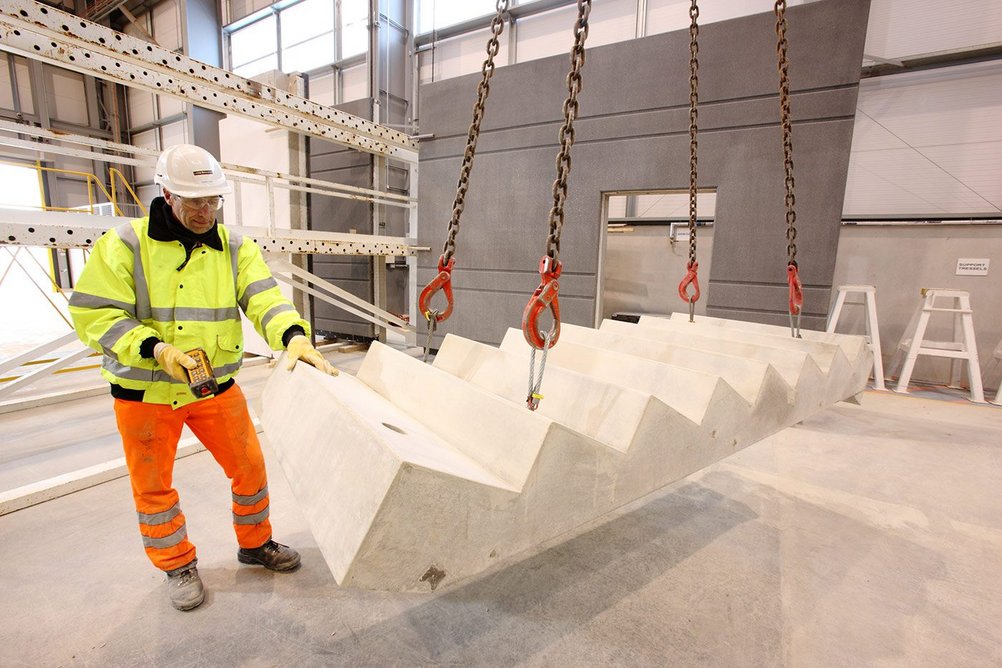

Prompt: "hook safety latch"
[522,255,563,350]
[418,255,456,323]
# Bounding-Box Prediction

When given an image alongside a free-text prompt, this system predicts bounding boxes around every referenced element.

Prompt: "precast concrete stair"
[633,315,871,401]
[262,317,870,592]
[666,312,868,357]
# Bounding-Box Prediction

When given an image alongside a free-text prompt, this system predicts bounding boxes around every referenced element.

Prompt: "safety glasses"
[178,196,224,211]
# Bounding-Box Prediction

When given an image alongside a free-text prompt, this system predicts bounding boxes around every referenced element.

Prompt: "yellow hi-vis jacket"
[69,215,309,409]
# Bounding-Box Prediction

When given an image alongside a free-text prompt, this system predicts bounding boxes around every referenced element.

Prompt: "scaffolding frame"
[0,0,425,403]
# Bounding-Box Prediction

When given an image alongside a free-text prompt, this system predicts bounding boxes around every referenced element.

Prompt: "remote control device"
[185,348,219,398]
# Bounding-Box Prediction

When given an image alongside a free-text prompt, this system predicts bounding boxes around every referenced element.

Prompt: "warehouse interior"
[1,0,1000,664]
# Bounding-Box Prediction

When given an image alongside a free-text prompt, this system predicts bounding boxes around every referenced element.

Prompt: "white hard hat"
[154,144,232,198]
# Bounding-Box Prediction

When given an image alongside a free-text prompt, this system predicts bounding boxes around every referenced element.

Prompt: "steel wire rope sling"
[775,0,804,337]
[417,0,510,361]
[521,0,592,411]
[677,0,701,322]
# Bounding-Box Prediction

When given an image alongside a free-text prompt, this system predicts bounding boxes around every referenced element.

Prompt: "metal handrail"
[108,167,147,216]
[0,159,144,217]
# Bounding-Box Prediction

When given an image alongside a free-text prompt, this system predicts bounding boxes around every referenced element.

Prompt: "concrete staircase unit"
[262,316,870,591]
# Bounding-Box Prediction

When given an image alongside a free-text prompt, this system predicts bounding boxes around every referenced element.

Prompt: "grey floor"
[1,359,1002,666]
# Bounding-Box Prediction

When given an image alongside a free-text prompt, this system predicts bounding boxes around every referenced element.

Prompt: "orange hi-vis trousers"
[114,383,272,572]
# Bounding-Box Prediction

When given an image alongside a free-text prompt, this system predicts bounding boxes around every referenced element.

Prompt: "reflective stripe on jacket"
[69,216,309,408]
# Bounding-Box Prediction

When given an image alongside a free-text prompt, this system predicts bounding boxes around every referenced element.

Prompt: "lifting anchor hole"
[382,423,406,435]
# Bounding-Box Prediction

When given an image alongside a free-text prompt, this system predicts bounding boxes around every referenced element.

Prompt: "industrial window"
[227,0,368,78]
[417,0,498,34]
[230,14,278,78]
[0,162,43,210]
[340,0,369,59]
[281,0,335,73]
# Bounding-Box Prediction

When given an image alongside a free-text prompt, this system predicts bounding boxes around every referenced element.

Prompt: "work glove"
[286,335,339,376]
[153,342,198,383]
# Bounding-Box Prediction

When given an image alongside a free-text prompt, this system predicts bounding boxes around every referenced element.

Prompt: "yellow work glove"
[286,335,339,376]
[153,342,197,383]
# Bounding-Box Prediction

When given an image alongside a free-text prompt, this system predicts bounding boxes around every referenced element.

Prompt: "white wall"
[603,222,1002,390]
[417,0,817,84]
[602,225,715,321]
[0,56,34,114]
[219,113,296,356]
[844,61,1002,217]
[46,70,88,126]
[831,224,1001,391]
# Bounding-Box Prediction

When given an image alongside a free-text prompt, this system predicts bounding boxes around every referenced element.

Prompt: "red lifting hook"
[678,261,700,304]
[787,262,803,315]
[522,255,563,349]
[418,255,456,323]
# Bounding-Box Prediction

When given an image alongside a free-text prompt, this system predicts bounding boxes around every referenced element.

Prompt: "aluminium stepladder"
[889,288,985,403]
[826,284,886,390]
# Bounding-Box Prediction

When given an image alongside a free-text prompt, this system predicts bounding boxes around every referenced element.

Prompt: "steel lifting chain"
[418,0,509,359]
[677,0,701,322]
[544,0,591,263]
[441,0,508,266]
[521,0,592,411]
[775,0,803,337]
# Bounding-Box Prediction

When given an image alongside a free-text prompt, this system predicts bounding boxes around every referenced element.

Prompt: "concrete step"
[632,316,872,403]
[555,323,792,406]
[666,313,867,360]
[262,317,870,592]
[601,318,812,387]
[500,327,736,425]
[630,316,842,372]
[433,333,647,452]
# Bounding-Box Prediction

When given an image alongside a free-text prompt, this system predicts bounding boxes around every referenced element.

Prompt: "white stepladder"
[826,284,886,390]
[889,288,985,403]
[985,338,1002,405]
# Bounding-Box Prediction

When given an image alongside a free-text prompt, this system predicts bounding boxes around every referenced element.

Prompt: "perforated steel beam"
[0,0,419,164]
[0,210,416,256]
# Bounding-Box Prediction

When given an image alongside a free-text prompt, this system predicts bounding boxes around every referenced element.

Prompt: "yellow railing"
[0,159,145,296]
[0,159,145,217]
[109,167,148,216]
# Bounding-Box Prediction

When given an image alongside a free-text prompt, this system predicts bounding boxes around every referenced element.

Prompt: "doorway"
[597,189,716,325]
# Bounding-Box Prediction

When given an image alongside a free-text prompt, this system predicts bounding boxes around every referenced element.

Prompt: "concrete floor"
[1,362,1001,666]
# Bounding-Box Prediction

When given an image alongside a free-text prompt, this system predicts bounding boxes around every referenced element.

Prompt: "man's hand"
[153,342,197,383]
[286,335,339,376]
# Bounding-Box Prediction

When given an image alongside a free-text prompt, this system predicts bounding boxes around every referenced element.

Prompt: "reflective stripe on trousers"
[114,383,271,572]
[233,484,270,526]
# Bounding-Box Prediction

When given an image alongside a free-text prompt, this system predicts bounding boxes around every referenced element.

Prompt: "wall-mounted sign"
[669,222,691,242]
[956,258,990,276]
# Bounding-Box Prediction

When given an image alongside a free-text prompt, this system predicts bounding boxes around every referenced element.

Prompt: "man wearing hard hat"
[69,144,337,611]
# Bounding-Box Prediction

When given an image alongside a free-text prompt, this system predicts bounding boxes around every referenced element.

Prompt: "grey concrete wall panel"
[419,88,860,163]
[417,0,870,344]
[309,99,377,338]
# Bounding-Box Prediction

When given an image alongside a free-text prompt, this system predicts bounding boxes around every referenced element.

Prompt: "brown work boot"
[166,561,205,611]
[237,539,301,572]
